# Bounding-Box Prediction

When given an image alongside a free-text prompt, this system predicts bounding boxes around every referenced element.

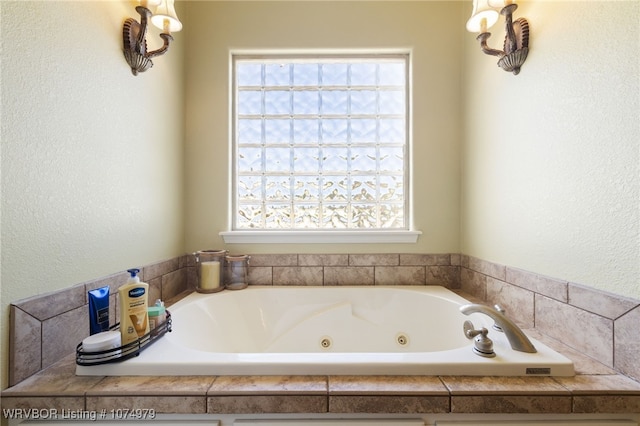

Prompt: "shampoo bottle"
[118,268,150,346]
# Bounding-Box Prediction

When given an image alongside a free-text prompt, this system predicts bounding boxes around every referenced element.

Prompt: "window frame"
[221,51,421,244]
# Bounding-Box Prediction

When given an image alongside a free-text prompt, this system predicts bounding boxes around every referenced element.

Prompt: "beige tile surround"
[459,255,640,383]
[6,252,640,391]
[8,256,193,387]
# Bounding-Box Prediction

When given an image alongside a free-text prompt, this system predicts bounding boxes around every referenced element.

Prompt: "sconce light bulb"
[480,17,487,34]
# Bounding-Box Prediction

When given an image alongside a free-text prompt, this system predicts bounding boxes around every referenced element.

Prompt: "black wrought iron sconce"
[122,0,182,76]
[466,0,530,75]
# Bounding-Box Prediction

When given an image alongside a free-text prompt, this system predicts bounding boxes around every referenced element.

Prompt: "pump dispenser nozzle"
[127,268,141,283]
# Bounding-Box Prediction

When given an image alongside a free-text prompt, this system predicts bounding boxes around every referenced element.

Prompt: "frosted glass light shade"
[151,0,183,33]
[466,0,500,33]
[488,0,514,7]
[139,0,162,8]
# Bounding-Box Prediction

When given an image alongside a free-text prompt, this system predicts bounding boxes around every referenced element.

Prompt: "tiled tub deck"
[3,253,640,419]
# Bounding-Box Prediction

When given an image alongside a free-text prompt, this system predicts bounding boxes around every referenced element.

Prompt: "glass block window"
[232,54,409,230]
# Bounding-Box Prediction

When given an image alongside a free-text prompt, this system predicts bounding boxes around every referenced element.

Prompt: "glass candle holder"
[225,255,250,290]
[194,249,227,293]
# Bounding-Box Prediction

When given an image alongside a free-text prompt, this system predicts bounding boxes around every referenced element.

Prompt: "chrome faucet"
[460,304,537,353]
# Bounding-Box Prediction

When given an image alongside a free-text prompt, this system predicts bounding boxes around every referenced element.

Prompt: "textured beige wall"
[0,1,185,389]
[461,1,640,299]
[182,1,464,255]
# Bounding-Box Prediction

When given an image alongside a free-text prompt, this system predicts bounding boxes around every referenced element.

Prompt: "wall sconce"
[122,0,182,76]
[466,0,530,75]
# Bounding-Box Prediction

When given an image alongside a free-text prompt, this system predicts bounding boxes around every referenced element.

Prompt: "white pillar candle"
[201,261,220,290]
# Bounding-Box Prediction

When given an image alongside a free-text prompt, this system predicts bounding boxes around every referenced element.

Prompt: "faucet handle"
[493,305,505,332]
[463,320,477,339]
[463,321,496,358]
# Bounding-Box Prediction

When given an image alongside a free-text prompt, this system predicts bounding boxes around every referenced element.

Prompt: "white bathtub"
[76,286,574,376]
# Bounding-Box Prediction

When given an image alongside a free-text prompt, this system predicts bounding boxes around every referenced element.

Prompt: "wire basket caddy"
[76,311,172,366]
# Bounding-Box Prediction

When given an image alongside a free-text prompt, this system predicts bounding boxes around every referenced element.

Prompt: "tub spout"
[460,304,537,353]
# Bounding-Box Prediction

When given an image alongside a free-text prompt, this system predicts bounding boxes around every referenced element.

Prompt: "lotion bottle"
[118,268,150,346]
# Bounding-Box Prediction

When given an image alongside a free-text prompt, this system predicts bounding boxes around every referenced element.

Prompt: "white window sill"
[220,230,422,244]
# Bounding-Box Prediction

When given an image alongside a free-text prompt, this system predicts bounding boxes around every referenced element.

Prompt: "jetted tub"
[76,286,574,376]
